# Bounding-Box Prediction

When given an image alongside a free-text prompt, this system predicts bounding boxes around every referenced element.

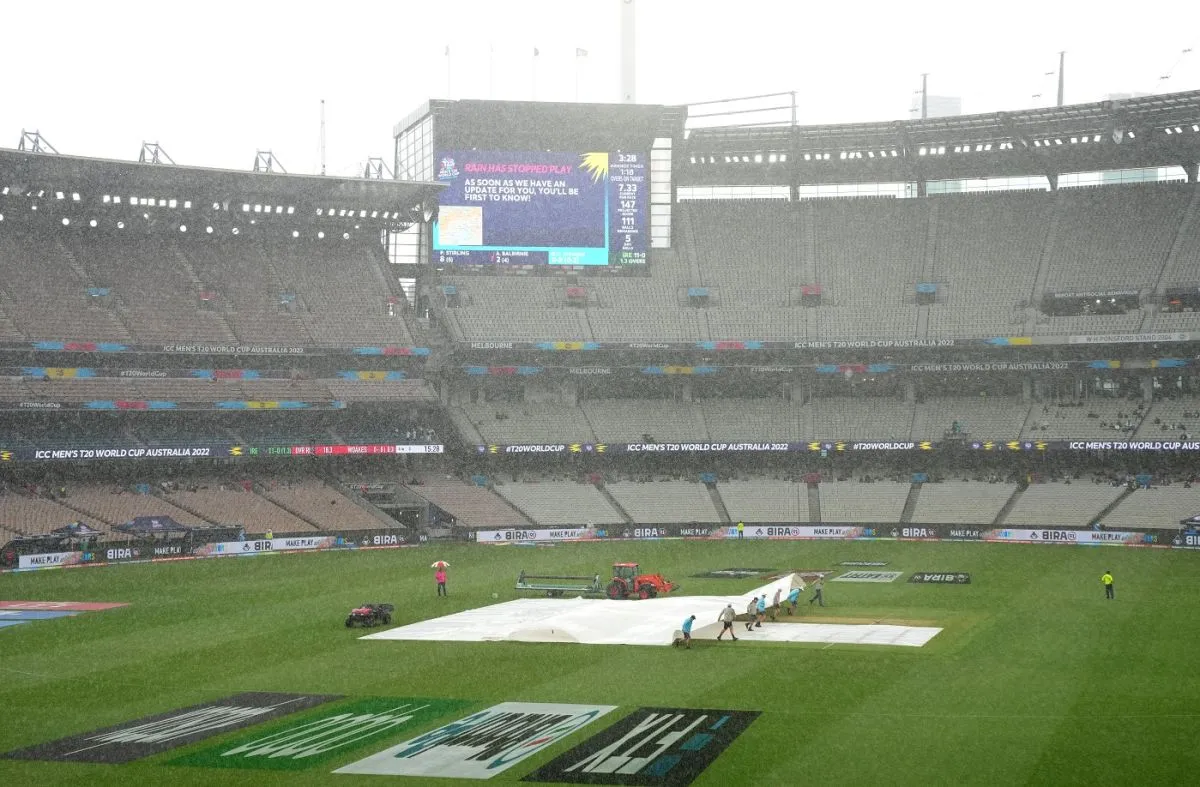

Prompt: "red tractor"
[605,562,678,600]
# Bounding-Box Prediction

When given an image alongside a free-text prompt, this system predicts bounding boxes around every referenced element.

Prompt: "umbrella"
[430,560,450,569]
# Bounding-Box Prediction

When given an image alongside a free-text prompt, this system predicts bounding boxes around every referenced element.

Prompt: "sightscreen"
[432,150,646,266]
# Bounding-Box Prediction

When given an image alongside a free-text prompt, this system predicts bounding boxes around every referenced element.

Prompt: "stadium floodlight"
[253,204,262,213]
[89,219,97,227]
[1175,126,1183,133]
[184,201,191,209]
[839,151,847,160]
[1165,128,1173,135]
[37,190,44,197]
[143,213,150,220]
[1055,139,1063,144]
[212,202,220,210]
[317,231,325,239]
[370,210,379,218]
[275,206,282,214]
[287,206,294,214]
[232,227,240,235]
[102,194,110,203]
[71,192,80,201]
[158,199,167,207]
[1070,137,1077,144]
[61,217,69,225]
[1094,134,1101,142]
[343,232,350,240]
[338,209,347,217]
[983,144,992,151]
[780,153,787,162]
[0,213,4,221]
[292,230,299,238]
[242,204,250,212]
[30,204,37,211]
[168,199,177,208]
[179,224,187,233]
[803,153,812,161]
[117,221,124,228]
[1194,125,1200,132]
[206,226,213,234]
[1128,131,1135,138]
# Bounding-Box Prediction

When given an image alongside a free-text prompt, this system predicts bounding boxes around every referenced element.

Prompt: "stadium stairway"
[707,485,732,524]
[1152,186,1200,298]
[991,484,1028,526]
[334,484,409,530]
[1090,486,1137,528]
[900,483,921,523]
[32,493,115,528]
[252,486,323,530]
[807,483,821,522]
[595,482,634,525]
[151,490,217,525]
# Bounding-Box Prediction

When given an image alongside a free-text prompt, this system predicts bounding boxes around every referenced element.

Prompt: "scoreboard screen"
[432,150,647,267]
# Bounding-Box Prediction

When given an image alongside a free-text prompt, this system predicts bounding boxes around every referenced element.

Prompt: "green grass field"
[2,539,1199,785]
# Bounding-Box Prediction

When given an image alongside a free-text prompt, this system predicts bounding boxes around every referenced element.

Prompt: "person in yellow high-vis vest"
[1101,570,1114,600]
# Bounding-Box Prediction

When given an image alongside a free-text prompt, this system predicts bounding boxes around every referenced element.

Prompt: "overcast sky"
[3,0,1199,177]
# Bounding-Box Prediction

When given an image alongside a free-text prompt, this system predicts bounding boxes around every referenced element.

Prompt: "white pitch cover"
[333,702,615,779]
[362,574,942,648]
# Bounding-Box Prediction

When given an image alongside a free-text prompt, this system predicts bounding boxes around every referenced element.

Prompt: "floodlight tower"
[17,130,58,154]
[620,0,636,102]
[253,151,287,174]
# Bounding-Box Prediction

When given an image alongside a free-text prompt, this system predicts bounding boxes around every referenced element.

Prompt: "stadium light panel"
[1165,128,1173,135]
[55,191,64,200]
[0,187,7,195]
[159,199,167,207]
[1093,134,1101,142]
[918,147,926,156]
[71,193,80,201]
[275,206,283,214]
[804,153,812,161]
[168,199,177,208]
[232,227,240,235]
[292,230,299,238]
[317,231,325,239]
[370,210,379,218]
[755,153,763,163]
[0,213,4,221]
[206,226,213,234]
[142,213,149,220]
[1175,126,1183,133]
[1055,139,1063,144]
[89,219,97,227]
[1194,125,1200,132]
[867,151,875,158]
[184,200,191,209]
[689,156,695,164]
[359,209,367,217]
[61,217,70,225]
[984,144,992,151]
[316,209,324,216]
[117,221,124,229]
[354,224,360,230]
[839,151,847,159]
[30,204,37,211]
[179,224,187,233]
[242,204,250,212]
[1128,131,1135,138]
[37,190,44,197]
[343,232,350,239]
[780,153,787,162]
[250,219,256,225]
[287,206,294,214]
[937,146,945,155]
[338,209,347,217]
[253,204,262,213]
[102,194,110,203]
[212,202,220,210]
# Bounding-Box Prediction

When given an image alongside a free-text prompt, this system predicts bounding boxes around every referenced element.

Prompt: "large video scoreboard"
[432,150,646,267]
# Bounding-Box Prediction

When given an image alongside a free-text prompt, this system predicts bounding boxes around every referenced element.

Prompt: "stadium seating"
[605,481,720,523]
[0,492,93,536]
[911,481,1015,524]
[494,481,625,525]
[164,483,318,533]
[718,480,809,522]
[582,399,707,443]
[912,397,1032,439]
[462,402,595,444]
[1021,400,1144,439]
[258,479,386,530]
[1135,397,1200,439]
[1003,482,1127,527]
[700,398,811,442]
[404,475,531,527]
[1105,486,1200,530]
[818,481,909,523]
[811,398,913,440]
[64,485,207,527]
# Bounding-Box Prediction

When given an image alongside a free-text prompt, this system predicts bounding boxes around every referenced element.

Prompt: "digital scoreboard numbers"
[433,150,647,267]
[610,152,647,265]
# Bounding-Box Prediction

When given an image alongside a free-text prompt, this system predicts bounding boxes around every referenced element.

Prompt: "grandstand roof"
[684,90,1200,185]
[0,148,444,213]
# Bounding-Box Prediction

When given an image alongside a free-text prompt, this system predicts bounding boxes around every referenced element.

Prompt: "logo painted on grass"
[909,572,972,584]
[831,571,903,583]
[171,697,472,770]
[334,701,617,779]
[2,692,339,764]
[523,707,760,786]
[690,568,778,579]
